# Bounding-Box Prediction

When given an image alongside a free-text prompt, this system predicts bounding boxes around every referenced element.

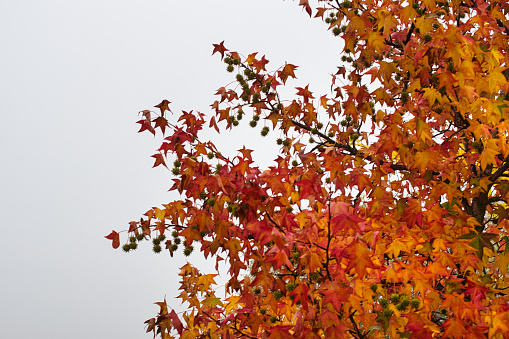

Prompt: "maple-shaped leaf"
[212,41,228,59]
[314,7,327,19]
[136,119,155,135]
[105,230,120,249]
[289,282,310,311]
[166,309,183,335]
[479,140,499,171]
[279,63,298,84]
[296,85,314,103]
[154,99,171,116]
[443,318,468,339]
[153,116,168,135]
[128,221,138,233]
[151,153,168,169]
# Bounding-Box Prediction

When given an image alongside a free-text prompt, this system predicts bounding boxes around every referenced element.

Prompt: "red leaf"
[105,231,120,249]
[299,0,312,17]
[296,85,315,103]
[128,221,139,233]
[209,116,220,133]
[212,41,228,59]
[136,119,155,135]
[154,99,172,115]
[153,116,168,135]
[166,309,184,335]
[151,153,168,169]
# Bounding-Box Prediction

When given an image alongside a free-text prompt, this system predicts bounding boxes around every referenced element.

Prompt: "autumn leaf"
[136,118,155,135]
[279,63,298,84]
[299,0,312,17]
[105,230,120,249]
[212,41,228,59]
[154,99,172,116]
[151,153,168,169]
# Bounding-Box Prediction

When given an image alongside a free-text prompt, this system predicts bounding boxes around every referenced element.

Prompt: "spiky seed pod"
[183,246,194,256]
[382,309,393,317]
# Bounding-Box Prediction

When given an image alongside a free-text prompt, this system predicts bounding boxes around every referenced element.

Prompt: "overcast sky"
[0,1,342,338]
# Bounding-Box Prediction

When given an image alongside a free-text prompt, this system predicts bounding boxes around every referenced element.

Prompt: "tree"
[106,0,509,337]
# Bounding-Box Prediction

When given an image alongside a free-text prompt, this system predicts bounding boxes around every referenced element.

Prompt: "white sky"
[0,1,342,338]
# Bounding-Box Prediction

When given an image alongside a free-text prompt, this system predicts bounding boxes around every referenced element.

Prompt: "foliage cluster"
[106,0,509,337]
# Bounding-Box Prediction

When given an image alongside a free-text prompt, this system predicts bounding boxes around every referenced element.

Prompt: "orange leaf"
[105,231,120,249]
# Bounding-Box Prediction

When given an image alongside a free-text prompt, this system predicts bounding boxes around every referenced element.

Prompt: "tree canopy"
[106,0,509,337]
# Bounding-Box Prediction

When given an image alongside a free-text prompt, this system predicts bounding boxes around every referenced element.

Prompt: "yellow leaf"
[225,296,241,312]
[414,151,430,173]
[416,119,432,141]
[489,67,506,93]
[495,252,509,276]
[202,297,223,308]
[479,139,499,171]
[155,207,166,221]
[385,239,407,258]
[423,87,441,106]
[197,274,217,292]
[407,78,421,93]
[367,32,385,54]
[182,330,198,339]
